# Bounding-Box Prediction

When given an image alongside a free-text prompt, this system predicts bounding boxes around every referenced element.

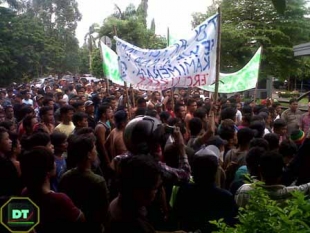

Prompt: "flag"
[115,13,219,91]
[200,47,262,93]
[100,41,124,86]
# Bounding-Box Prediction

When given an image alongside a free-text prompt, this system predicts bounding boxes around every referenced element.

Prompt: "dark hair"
[60,105,75,115]
[263,133,279,151]
[242,106,252,115]
[220,107,237,121]
[23,132,51,151]
[145,109,158,118]
[189,117,202,136]
[279,140,298,158]
[20,147,55,194]
[50,132,67,154]
[273,119,287,130]
[159,111,170,123]
[97,104,111,119]
[72,101,84,110]
[42,98,53,107]
[72,112,88,126]
[174,103,185,113]
[118,156,161,197]
[0,121,14,131]
[246,147,265,177]
[135,107,146,116]
[237,128,255,147]
[219,119,236,141]
[22,115,36,134]
[137,97,147,105]
[250,121,265,138]
[260,151,284,183]
[250,138,269,150]
[39,106,53,118]
[67,135,94,168]
[194,108,207,120]
[192,154,218,185]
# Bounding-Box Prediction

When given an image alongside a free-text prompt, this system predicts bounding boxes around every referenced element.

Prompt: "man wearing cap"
[85,100,96,129]
[300,102,310,134]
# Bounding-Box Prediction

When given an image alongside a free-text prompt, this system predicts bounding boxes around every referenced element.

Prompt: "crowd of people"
[1,77,310,233]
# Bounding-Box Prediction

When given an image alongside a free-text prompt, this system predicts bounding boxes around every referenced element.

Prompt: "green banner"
[200,47,262,93]
[100,41,124,86]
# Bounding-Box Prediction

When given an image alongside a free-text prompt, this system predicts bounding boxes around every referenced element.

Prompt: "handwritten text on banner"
[115,14,219,91]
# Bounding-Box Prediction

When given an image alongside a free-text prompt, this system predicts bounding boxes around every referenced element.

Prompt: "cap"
[195,145,220,165]
[206,135,227,148]
[84,100,94,107]
[36,95,44,101]
[290,130,305,145]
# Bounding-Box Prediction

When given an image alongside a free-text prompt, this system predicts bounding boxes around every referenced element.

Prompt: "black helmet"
[124,116,164,155]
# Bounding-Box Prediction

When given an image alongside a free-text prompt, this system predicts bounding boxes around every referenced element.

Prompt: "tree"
[192,0,310,81]
[79,45,90,75]
[99,1,166,50]
[90,48,104,78]
[150,18,156,33]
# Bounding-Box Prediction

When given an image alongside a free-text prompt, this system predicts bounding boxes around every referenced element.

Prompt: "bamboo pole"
[213,7,222,104]
[253,46,263,103]
[167,27,175,108]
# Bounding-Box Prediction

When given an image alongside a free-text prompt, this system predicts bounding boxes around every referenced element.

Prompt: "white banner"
[115,14,219,91]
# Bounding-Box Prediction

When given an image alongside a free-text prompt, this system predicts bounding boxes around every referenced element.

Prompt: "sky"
[76,0,213,46]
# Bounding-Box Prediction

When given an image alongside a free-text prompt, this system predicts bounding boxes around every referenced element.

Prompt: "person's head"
[189,117,202,136]
[67,135,97,167]
[206,135,227,154]
[152,91,161,101]
[165,98,173,111]
[249,138,269,150]
[135,107,146,117]
[194,108,208,126]
[118,155,161,207]
[263,133,280,151]
[192,150,219,185]
[0,127,12,153]
[220,107,237,122]
[42,98,54,109]
[246,147,265,177]
[114,110,128,130]
[187,99,197,113]
[273,119,287,136]
[72,101,85,113]
[218,119,238,146]
[23,132,53,153]
[23,115,38,135]
[124,116,164,156]
[60,105,75,123]
[50,132,68,155]
[97,104,113,121]
[289,98,298,112]
[72,112,88,128]
[290,129,306,147]
[174,103,186,120]
[39,106,54,124]
[137,97,147,108]
[20,147,55,193]
[0,121,16,134]
[84,100,95,114]
[272,102,282,115]
[159,111,170,124]
[241,114,252,127]
[8,132,21,157]
[249,121,265,138]
[105,96,117,110]
[4,105,14,119]
[237,127,255,148]
[279,140,298,166]
[259,151,284,185]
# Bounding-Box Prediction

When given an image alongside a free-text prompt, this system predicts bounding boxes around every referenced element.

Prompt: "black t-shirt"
[0,156,21,197]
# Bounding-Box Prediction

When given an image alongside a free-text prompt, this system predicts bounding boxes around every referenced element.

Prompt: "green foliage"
[192,0,310,82]
[90,48,104,78]
[0,0,82,85]
[79,45,90,75]
[212,184,310,233]
[99,0,167,50]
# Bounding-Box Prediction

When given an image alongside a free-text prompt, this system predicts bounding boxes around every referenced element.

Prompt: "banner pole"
[214,7,222,104]
[253,46,263,103]
[167,27,175,109]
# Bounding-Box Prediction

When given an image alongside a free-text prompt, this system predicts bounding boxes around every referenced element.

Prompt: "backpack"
[224,149,241,189]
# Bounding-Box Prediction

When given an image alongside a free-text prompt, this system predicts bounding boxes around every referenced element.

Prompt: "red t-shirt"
[22,189,82,231]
